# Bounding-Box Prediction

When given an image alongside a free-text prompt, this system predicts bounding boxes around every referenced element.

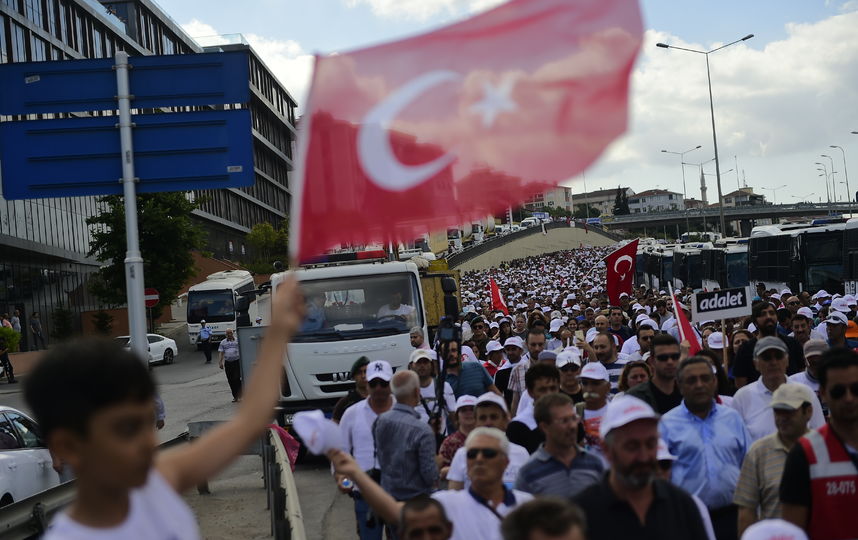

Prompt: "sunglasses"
[466,447,500,460]
[655,353,681,362]
[828,382,858,400]
[368,379,390,388]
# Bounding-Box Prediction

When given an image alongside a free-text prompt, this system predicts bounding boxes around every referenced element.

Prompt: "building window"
[0,19,7,63]
[24,0,42,28]
[30,34,46,61]
[11,23,27,62]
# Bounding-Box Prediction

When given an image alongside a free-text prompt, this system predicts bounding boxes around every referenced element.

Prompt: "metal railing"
[263,428,306,540]
[604,202,856,227]
[0,432,189,540]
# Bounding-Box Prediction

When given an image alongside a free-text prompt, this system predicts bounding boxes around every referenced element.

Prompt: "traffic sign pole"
[116,51,148,364]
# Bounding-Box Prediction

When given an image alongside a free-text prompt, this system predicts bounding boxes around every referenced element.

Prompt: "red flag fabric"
[669,288,702,356]
[290,0,643,261]
[604,239,638,305]
[490,278,509,315]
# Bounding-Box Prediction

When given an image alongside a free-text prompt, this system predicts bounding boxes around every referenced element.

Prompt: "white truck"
[186,270,258,346]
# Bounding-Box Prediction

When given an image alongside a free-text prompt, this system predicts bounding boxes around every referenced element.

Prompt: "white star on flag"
[469,74,518,128]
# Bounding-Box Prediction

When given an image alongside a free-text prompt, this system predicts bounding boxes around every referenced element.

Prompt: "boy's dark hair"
[24,338,156,438]
[818,346,858,389]
[501,497,587,540]
[533,392,573,426]
[525,363,560,391]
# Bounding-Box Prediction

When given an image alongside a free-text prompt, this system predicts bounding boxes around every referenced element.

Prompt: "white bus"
[259,256,429,413]
[187,270,257,346]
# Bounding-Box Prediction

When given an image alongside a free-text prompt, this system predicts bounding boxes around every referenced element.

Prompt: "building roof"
[575,187,634,199]
[629,189,683,198]
[723,189,765,199]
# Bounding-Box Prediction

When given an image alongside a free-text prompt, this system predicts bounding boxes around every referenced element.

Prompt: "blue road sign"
[0,50,250,115]
[0,109,254,199]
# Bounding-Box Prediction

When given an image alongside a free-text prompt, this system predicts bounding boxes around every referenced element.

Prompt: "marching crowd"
[327,247,858,540]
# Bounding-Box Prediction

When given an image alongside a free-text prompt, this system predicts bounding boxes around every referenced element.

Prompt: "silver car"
[0,406,61,507]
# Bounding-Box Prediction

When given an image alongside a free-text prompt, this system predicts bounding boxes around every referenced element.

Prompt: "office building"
[628,189,685,214]
[525,186,573,212]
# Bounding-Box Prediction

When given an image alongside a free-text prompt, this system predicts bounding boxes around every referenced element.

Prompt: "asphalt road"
[0,322,354,538]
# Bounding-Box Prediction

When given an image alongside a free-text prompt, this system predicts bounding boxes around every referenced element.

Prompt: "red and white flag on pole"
[604,239,638,305]
[490,278,509,315]
[668,283,702,356]
[289,0,643,261]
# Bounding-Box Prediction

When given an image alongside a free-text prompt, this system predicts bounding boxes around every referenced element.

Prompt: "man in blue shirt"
[824,311,858,348]
[443,341,500,399]
[660,355,752,540]
[198,320,213,364]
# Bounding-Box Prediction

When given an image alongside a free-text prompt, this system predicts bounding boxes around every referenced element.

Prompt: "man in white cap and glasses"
[823,311,858,349]
[328,426,533,540]
[556,350,584,403]
[198,319,213,363]
[660,356,751,540]
[576,362,611,463]
[495,336,525,406]
[572,396,709,540]
[411,349,456,436]
[337,359,395,540]
[731,337,825,442]
[734,383,815,536]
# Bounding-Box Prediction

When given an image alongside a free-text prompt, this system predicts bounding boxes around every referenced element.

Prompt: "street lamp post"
[816,162,833,205]
[821,154,837,202]
[657,33,754,236]
[831,145,851,209]
[661,145,701,236]
[761,184,788,205]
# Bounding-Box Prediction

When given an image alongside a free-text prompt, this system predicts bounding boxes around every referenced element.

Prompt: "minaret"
[700,168,708,204]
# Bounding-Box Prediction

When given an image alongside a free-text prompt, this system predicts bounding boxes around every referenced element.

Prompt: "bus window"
[187,290,235,324]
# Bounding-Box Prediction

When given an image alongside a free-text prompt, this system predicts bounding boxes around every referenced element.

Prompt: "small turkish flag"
[290,0,643,261]
[604,239,638,305]
[670,287,702,355]
[490,278,509,315]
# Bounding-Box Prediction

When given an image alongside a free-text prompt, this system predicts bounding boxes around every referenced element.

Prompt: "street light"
[816,162,833,204]
[821,154,837,202]
[661,145,701,234]
[760,184,787,205]
[657,33,754,235]
[831,145,851,208]
[792,193,815,204]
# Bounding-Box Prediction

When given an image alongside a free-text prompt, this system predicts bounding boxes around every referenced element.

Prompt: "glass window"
[7,412,43,448]
[31,34,46,61]
[0,18,6,63]
[45,0,57,36]
[24,0,42,28]
[11,23,27,62]
[0,416,21,449]
[147,335,162,343]
[91,26,102,58]
[187,289,235,324]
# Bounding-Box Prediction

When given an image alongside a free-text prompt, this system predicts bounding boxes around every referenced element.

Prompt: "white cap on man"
[580,362,609,382]
[599,395,660,440]
[366,360,393,382]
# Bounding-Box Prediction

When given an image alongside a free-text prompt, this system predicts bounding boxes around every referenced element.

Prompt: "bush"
[0,327,21,352]
[51,305,75,342]
[92,310,114,336]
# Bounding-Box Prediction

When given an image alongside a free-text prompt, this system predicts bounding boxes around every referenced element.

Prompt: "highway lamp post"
[657,33,754,236]
[703,167,733,233]
[821,154,838,202]
[792,193,815,204]
[761,184,787,205]
[831,145,851,208]
[816,162,832,206]
[661,145,701,236]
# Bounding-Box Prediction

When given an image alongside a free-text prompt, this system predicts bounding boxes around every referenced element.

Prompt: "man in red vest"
[780,348,858,540]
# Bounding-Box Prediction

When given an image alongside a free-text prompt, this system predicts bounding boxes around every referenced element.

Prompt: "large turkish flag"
[290,0,643,262]
[605,239,639,306]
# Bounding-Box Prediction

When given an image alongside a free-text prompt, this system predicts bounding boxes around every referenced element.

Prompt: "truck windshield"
[296,272,422,342]
[187,290,235,323]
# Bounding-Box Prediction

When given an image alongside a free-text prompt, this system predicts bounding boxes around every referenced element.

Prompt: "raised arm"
[327,449,403,524]
[157,277,304,493]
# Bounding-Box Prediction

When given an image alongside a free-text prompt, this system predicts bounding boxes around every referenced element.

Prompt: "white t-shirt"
[788,370,820,394]
[417,380,457,434]
[44,469,198,540]
[432,488,533,540]
[447,442,530,490]
[339,398,392,470]
[730,379,825,441]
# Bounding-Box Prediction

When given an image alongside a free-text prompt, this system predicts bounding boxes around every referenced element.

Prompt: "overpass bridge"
[446,222,620,271]
[601,202,855,235]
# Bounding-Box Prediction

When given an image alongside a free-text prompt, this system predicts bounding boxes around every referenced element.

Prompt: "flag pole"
[667,283,687,343]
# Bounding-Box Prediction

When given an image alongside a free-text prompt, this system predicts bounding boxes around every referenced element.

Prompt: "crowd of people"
[328,246,858,540]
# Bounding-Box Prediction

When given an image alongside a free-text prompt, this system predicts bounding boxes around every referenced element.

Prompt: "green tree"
[573,204,601,219]
[244,222,289,274]
[613,186,630,215]
[86,193,207,319]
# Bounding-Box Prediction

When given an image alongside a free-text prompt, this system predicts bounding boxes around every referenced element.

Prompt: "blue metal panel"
[0,51,250,115]
[0,109,253,199]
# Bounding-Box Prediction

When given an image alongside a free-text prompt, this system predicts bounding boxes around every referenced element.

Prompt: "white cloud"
[181,19,314,110]
[581,11,858,202]
[344,0,504,21]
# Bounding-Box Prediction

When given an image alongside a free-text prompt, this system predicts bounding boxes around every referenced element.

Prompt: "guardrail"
[263,428,306,540]
[0,431,189,540]
[445,221,623,267]
[604,202,856,227]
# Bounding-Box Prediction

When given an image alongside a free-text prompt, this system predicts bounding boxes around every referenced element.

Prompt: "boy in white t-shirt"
[24,279,304,540]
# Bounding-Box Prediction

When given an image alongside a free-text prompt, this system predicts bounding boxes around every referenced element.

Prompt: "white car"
[115,333,178,365]
[0,406,61,507]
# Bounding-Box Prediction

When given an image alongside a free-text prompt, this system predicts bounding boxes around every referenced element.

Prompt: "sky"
[155,0,858,205]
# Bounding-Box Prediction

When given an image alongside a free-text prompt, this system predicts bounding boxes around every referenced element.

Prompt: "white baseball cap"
[831,297,851,313]
[476,392,509,414]
[366,360,393,382]
[292,410,342,456]
[741,519,808,540]
[580,361,609,382]
[556,349,582,368]
[707,331,725,350]
[795,307,814,319]
[503,336,524,350]
[599,395,660,439]
[455,395,477,411]
[824,311,848,326]
[585,327,599,343]
[409,348,437,364]
[549,319,563,332]
[486,340,504,354]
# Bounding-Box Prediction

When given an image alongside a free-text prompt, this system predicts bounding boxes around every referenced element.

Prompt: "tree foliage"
[244,222,289,274]
[613,186,630,215]
[573,204,601,219]
[86,193,206,318]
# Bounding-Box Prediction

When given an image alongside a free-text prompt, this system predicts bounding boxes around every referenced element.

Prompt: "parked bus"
[700,241,749,291]
[672,243,712,291]
[187,270,258,346]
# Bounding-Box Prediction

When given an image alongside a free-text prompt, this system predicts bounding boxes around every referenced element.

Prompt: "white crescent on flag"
[613,254,633,281]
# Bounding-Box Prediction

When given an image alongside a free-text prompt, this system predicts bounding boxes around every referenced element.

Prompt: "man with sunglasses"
[338,360,395,540]
[556,351,584,404]
[660,356,751,540]
[780,348,858,540]
[732,337,825,443]
[328,427,533,540]
[627,334,684,415]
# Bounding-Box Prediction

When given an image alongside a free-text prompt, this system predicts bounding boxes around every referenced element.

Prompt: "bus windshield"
[187,290,235,324]
[296,272,423,342]
[726,252,749,288]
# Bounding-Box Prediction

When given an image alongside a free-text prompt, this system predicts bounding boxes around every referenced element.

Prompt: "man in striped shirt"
[591,332,627,394]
